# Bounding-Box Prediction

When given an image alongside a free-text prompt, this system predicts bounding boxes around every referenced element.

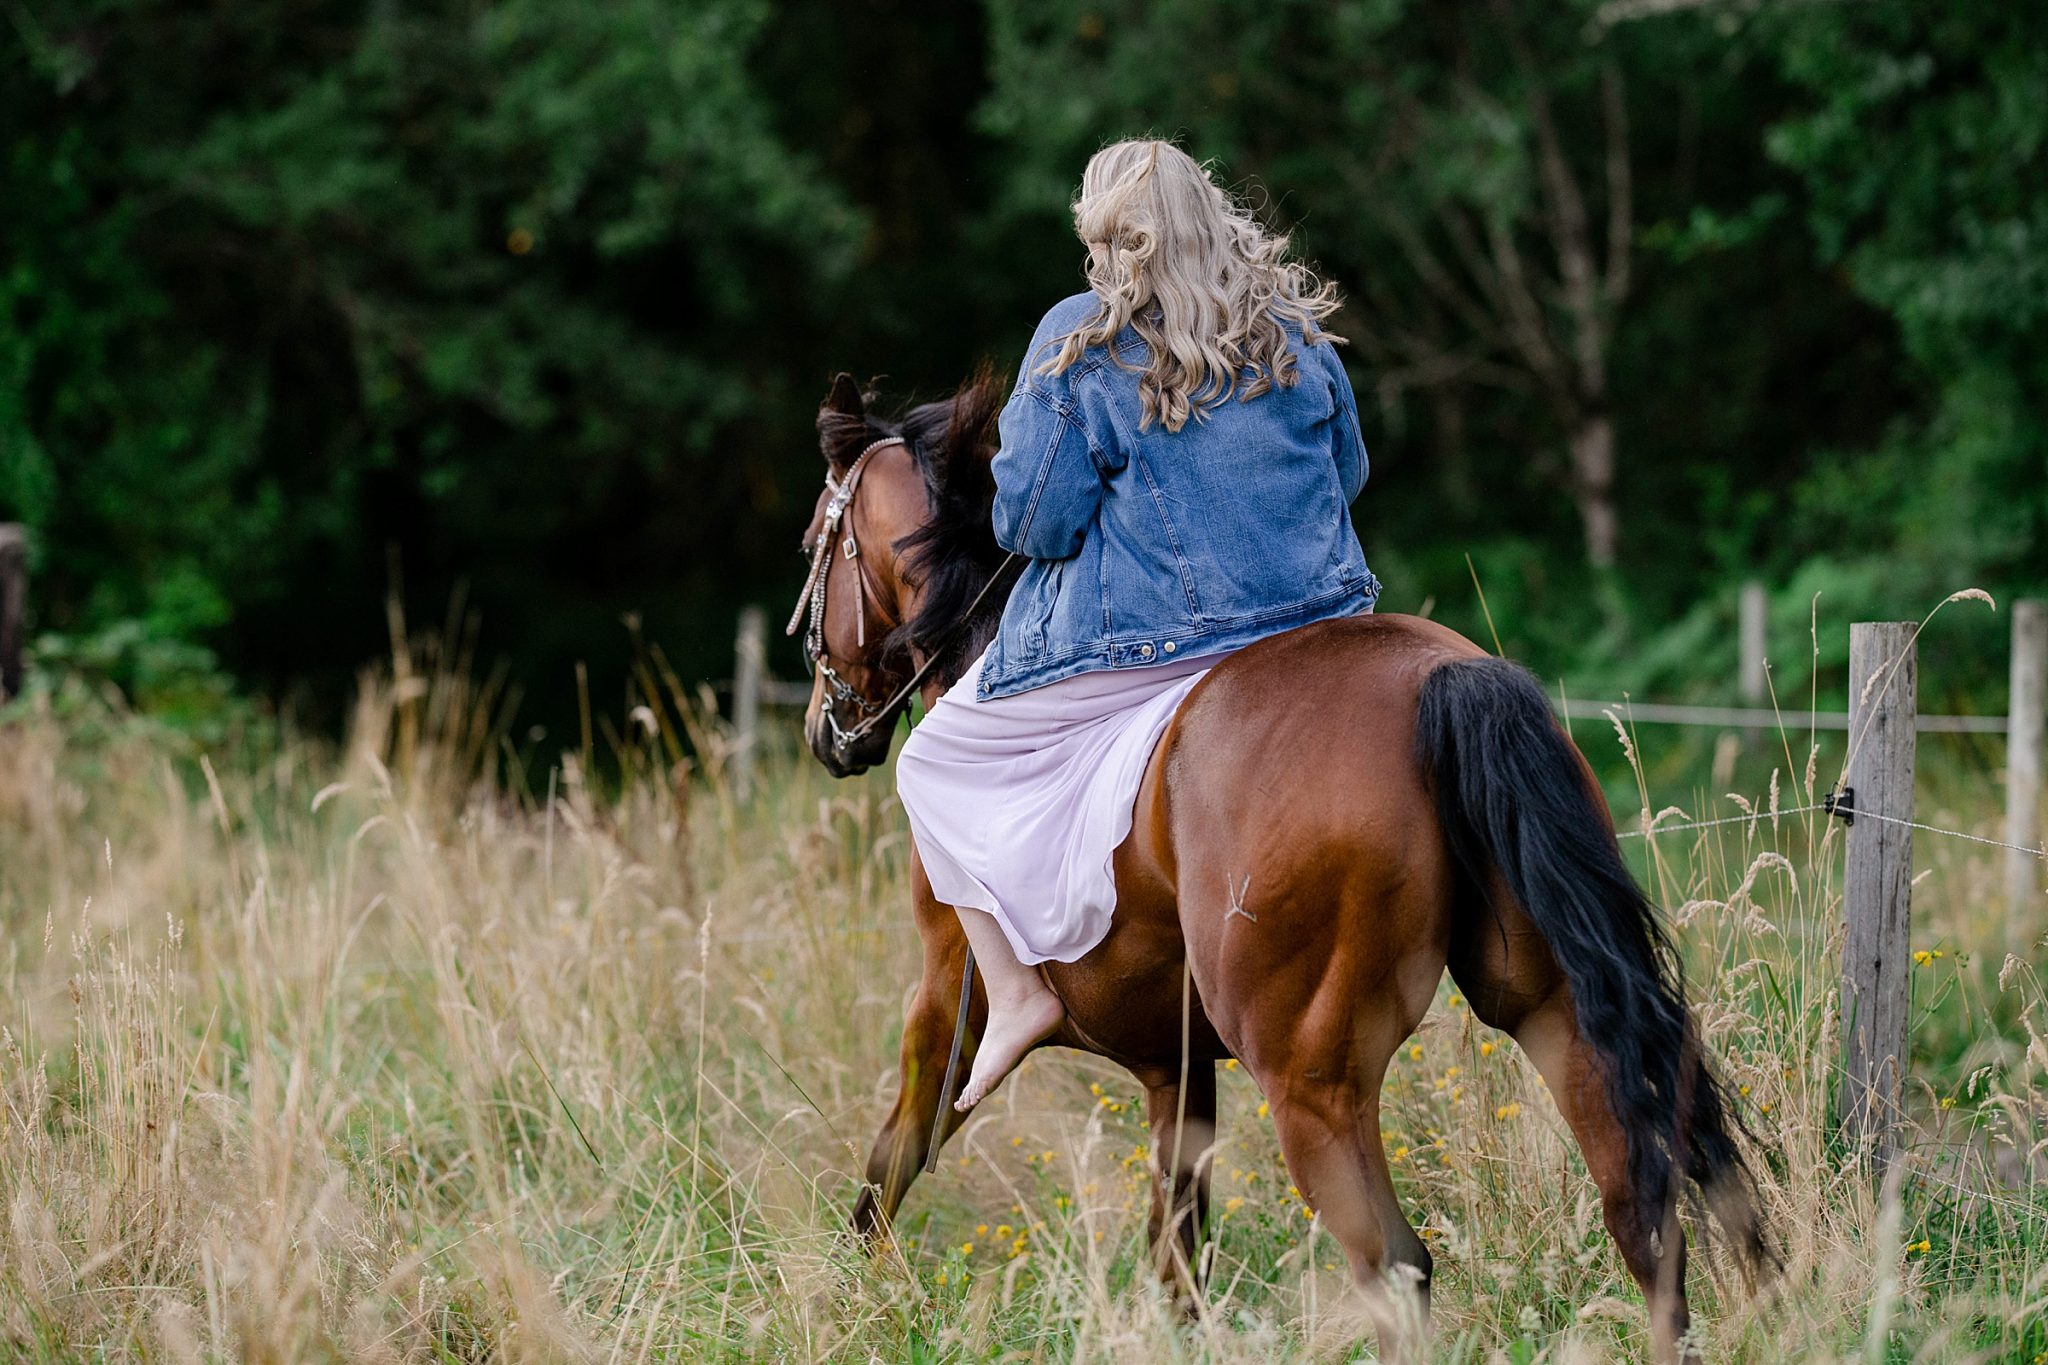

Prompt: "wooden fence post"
[0,525,25,702]
[1739,580,1767,705]
[2008,600,2047,934]
[1838,621,1917,1174]
[732,605,766,797]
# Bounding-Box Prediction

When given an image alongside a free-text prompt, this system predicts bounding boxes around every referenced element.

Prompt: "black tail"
[1416,656,1770,1273]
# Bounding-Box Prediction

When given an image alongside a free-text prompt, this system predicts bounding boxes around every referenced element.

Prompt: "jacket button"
[1138,643,1154,660]
[1162,641,1176,654]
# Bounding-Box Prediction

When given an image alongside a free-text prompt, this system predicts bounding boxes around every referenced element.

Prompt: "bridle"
[786,434,1021,756]
[786,436,903,753]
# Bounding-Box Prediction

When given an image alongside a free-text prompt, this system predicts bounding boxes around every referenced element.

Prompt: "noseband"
[786,435,1023,757]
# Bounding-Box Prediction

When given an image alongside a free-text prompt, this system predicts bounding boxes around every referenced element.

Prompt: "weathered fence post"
[1838,621,1917,1174]
[732,605,766,797]
[0,524,25,702]
[1739,580,1767,705]
[2008,600,2047,932]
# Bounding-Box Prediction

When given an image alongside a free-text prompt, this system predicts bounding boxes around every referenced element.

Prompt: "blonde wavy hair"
[1037,139,1344,433]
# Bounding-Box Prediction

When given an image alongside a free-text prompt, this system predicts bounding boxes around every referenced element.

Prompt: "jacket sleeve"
[990,382,1104,561]
[1323,344,1370,504]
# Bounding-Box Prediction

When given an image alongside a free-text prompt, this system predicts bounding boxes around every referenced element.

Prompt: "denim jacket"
[978,292,1380,700]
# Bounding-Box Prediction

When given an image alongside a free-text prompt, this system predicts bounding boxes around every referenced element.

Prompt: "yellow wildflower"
[1480,1041,1495,1057]
[1494,1103,1522,1120]
[1257,1100,1270,1119]
[1408,1044,1424,1061]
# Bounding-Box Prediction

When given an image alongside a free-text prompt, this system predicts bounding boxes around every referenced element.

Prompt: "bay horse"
[790,371,1768,1361]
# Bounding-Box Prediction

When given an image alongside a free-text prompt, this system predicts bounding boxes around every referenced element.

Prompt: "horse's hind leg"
[851,866,982,1242]
[1449,899,1694,1362]
[1134,1061,1217,1309]
[1265,1060,1431,1360]
[1233,938,1439,1362]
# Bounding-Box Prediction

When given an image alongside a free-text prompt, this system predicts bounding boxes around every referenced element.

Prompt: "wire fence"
[1561,698,2008,734]
[1615,798,2047,860]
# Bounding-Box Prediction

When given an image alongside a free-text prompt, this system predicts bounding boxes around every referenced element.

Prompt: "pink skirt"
[895,645,1221,965]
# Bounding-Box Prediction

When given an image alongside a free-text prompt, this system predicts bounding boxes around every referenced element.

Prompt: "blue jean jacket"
[977,292,1380,700]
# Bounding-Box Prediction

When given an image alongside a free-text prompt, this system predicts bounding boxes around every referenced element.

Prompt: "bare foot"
[954,988,1064,1111]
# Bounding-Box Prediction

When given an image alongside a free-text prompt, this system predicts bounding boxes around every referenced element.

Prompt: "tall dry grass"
[0,632,2041,1362]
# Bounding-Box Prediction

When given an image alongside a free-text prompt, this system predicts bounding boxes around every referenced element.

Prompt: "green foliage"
[0,0,2041,728]
[3,0,864,711]
[1765,3,2048,601]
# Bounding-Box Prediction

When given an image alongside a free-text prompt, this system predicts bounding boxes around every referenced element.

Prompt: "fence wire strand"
[1849,807,2047,860]
[1616,802,1832,840]
[1615,799,2046,860]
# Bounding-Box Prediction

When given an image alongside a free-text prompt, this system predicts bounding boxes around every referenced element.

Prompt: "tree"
[983,0,1647,567]
[1765,1,2048,598]
[1,0,864,694]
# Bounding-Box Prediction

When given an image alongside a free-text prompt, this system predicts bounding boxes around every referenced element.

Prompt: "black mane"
[815,369,1012,691]
[890,370,1011,689]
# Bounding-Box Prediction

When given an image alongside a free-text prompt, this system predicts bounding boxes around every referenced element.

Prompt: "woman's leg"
[953,906,1065,1111]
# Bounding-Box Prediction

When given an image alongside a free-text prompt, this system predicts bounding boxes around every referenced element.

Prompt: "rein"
[833,552,1019,752]
[787,434,1020,756]
[788,430,1019,1146]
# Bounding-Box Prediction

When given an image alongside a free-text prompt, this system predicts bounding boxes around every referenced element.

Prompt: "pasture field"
[0,636,2043,1363]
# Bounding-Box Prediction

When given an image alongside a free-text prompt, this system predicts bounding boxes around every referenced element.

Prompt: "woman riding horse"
[791,139,1767,1362]
[897,139,1381,1112]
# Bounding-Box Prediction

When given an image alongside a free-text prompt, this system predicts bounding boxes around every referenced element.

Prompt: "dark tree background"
[3,0,2043,732]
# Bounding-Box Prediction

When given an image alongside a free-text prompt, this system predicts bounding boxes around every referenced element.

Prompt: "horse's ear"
[817,373,873,470]
[824,372,865,418]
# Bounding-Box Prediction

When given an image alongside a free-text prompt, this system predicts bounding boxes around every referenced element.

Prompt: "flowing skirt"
[894,645,1221,965]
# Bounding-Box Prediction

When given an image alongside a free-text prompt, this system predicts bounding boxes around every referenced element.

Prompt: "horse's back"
[1145,614,1486,1060]
[1159,612,1484,838]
